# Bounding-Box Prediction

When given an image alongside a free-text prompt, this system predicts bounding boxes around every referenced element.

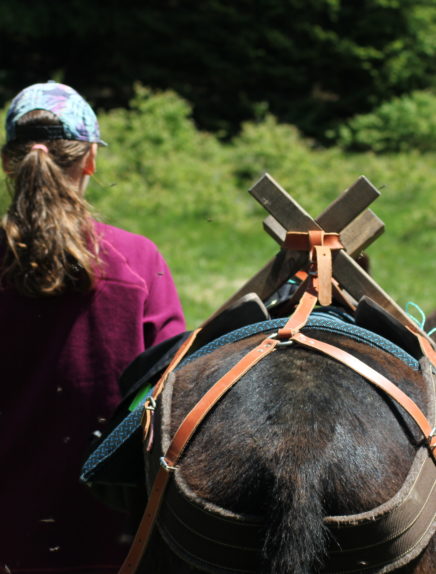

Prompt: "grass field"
[87,158,435,329]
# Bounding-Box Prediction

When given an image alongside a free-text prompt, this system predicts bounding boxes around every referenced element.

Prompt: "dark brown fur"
[142,330,435,573]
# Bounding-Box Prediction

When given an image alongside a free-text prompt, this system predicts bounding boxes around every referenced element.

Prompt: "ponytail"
[1,110,100,297]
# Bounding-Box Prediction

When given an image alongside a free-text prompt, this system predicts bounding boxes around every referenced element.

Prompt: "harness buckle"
[144,396,157,411]
[269,332,294,347]
[160,456,177,472]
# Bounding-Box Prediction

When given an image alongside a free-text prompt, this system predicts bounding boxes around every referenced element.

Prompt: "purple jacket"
[0,221,185,573]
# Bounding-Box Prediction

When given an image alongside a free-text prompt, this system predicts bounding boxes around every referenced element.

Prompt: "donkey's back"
[144,328,435,573]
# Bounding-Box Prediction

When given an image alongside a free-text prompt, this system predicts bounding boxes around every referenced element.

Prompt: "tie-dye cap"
[6,81,107,146]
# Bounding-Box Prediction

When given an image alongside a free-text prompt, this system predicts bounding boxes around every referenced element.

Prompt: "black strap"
[13,124,68,141]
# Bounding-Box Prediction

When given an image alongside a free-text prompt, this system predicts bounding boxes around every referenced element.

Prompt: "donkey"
[138,322,435,574]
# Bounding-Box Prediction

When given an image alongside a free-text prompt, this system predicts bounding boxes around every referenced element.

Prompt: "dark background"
[1,0,435,141]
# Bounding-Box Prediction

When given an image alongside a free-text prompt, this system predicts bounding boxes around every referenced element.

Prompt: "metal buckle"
[269,332,294,347]
[160,457,177,472]
[144,396,157,411]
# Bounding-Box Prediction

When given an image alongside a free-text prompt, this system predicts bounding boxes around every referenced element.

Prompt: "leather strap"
[276,275,318,338]
[284,230,344,307]
[164,337,278,464]
[142,328,202,447]
[292,332,436,457]
[117,336,280,574]
[290,271,356,314]
[315,245,332,306]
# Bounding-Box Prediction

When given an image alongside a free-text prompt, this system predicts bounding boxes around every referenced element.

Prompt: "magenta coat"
[0,221,185,573]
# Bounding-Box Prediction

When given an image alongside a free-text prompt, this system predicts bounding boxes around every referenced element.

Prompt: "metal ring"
[268,332,294,347]
[144,396,157,411]
[160,456,177,472]
[277,340,294,347]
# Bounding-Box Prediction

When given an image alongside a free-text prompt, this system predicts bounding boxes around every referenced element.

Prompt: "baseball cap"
[6,81,107,146]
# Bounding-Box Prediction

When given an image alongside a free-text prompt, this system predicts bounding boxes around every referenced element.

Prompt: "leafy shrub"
[91,85,238,227]
[230,114,348,213]
[336,91,436,152]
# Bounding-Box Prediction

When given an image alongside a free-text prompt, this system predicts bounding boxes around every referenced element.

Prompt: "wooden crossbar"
[206,174,382,320]
[264,209,384,259]
[206,173,433,346]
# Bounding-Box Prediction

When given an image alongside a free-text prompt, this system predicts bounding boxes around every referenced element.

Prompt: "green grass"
[87,156,435,329]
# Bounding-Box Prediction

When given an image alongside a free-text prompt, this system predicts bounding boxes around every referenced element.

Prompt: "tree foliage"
[1,1,436,140]
[336,90,436,152]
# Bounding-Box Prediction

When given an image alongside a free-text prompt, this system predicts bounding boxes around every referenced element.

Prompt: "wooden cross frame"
[206,173,432,343]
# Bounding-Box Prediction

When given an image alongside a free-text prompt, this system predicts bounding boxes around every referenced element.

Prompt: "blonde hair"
[1,110,100,296]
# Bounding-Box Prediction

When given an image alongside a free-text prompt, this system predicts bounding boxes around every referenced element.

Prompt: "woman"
[0,82,185,573]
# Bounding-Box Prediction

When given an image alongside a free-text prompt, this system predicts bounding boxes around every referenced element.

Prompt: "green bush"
[231,114,348,212]
[92,85,237,224]
[336,91,436,152]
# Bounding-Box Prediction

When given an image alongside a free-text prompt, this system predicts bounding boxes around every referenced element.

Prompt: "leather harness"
[118,231,436,574]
